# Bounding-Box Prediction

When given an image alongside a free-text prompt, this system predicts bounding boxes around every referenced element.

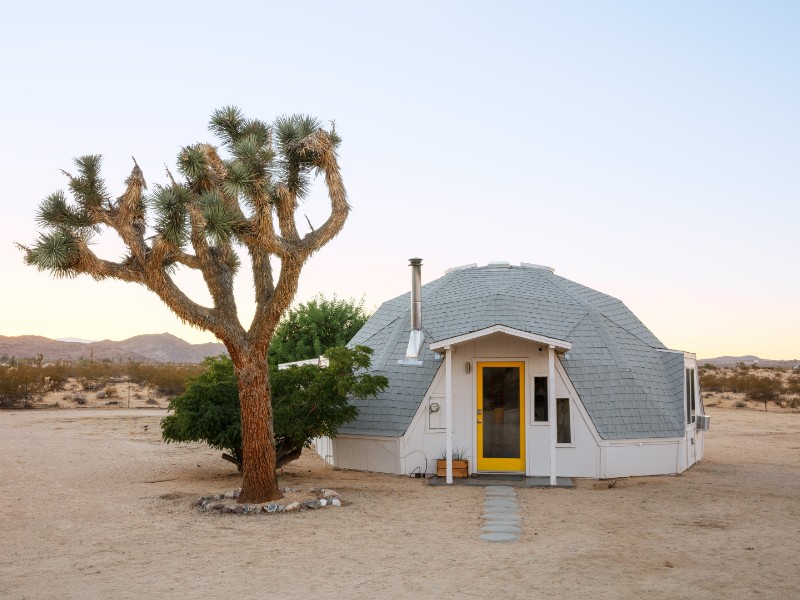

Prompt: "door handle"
[476,409,482,415]
[477,419,482,424]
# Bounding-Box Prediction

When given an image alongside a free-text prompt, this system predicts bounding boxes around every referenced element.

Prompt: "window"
[533,377,548,421]
[686,368,696,424]
[556,398,571,443]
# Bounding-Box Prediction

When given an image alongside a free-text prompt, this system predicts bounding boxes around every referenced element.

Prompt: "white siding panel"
[603,440,682,477]
[314,436,335,465]
[332,436,401,474]
[529,426,550,475]
[555,398,600,477]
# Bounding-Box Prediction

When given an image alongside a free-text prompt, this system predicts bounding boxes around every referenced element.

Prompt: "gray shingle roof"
[342,264,686,439]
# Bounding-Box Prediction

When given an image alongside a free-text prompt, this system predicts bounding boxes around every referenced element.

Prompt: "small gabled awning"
[429,324,572,353]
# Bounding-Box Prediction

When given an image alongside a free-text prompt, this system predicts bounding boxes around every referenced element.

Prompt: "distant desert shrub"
[73,395,87,405]
[0,364,48,408]
[145,398,159,405]
[78,378,102,392]
[104,385,119,398]
[734,400,747,408]
[127,363,204,397]
[700,369,785,402]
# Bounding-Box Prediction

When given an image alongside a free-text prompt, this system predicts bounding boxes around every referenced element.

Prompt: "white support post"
[445,345,453,484]
[548,345,557,486]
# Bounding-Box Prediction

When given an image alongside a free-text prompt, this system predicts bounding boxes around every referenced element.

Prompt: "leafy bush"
[161,346,387,470]
[268,295,370,367]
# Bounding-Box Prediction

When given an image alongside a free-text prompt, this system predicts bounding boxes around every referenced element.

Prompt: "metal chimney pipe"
[409,258,422,331]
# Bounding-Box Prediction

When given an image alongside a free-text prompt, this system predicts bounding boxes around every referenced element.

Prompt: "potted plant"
[437,447,469,478]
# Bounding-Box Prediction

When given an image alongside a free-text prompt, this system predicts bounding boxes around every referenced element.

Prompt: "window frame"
[532,376,549,423]
[686,367,696,425]
[555,397,573,446]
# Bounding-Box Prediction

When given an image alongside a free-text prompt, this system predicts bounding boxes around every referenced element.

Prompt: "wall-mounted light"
[465,362,471,374]
[429,402,440,413]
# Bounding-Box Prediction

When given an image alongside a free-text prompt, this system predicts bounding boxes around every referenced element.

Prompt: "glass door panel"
[477,362,525,472]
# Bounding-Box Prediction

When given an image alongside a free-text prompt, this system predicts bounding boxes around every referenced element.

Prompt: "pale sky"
[0,1,797,359]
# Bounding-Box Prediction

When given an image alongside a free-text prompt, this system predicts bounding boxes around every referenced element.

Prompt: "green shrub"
[161,346,387,470]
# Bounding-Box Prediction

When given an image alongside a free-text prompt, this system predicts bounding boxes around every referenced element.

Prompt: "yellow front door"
[477,362,526,472]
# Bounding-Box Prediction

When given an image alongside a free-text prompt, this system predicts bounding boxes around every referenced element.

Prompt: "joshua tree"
[18,107,349,502]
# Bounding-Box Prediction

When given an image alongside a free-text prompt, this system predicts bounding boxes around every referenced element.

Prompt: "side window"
[556,398,571,443]
[534,377,548,421]
[686,368,696,424]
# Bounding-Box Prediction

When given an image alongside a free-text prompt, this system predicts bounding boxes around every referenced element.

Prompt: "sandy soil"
[1,406,799,600]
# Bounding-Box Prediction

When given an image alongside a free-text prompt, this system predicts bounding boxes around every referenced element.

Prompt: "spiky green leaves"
[272,115,341,200]
[64,155,109,209]
[199,191,241,244]
[36,191,96,229]
[24,229,81,277]
[210,106,271,150]
[177,145,209,185]
[152,184,191,247]
[209,106,247,144]
[24,156,109,278]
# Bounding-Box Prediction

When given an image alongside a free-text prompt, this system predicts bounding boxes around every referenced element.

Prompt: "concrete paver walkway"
[480,486,520,542]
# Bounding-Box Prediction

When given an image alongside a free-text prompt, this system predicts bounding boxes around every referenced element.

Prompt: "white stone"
[319,498,328,507]
[330,498,342,507]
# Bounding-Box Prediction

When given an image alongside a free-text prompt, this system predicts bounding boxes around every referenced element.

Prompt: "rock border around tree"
[195,487,344,515]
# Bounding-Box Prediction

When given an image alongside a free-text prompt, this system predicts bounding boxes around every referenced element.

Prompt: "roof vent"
[520,262,555,273]
[487,261,511,268]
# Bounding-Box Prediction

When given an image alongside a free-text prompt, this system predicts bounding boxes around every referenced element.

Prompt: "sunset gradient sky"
[0,1,797,359]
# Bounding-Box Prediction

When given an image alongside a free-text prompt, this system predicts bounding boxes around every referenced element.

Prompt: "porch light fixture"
[465,362,471,374]
[429,402,440,413]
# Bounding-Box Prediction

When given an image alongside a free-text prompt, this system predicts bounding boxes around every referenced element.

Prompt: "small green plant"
[440,447,469,461]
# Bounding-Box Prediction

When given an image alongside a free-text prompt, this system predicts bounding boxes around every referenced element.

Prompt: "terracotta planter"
[436,459,468,478]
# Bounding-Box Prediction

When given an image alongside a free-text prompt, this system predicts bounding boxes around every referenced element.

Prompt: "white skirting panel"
[324,435,402,474]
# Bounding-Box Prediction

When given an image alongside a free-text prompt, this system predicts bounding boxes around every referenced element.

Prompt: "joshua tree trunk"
[20,108,350,504]
[231,349,281,502]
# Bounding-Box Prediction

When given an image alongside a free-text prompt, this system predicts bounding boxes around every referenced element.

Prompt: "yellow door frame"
[476,361,526,472]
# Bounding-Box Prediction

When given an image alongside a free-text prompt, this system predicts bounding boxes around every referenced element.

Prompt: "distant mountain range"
[699,355,799,369]
[0,333,227,364]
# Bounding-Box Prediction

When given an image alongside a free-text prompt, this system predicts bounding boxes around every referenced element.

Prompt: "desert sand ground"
[1,405,798,600]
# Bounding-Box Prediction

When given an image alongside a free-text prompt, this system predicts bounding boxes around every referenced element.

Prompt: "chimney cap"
[408,257,422,266]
